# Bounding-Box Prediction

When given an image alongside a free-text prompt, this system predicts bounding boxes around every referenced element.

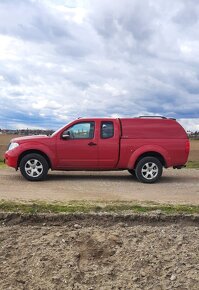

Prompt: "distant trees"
[0,128,54,136]
[187,131,199,140]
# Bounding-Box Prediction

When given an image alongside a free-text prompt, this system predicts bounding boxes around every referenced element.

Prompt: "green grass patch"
[187,161,199,169]
[0,160,6,169]
[0,200,198,215]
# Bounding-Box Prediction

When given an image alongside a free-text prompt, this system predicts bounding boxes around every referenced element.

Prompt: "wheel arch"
[128,145,170,170]
[17,150,52,169]
[133,151,166,169]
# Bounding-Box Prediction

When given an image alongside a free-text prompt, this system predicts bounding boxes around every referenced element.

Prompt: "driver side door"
[56,121,99,169]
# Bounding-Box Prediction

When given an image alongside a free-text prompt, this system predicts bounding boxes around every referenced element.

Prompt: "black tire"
[128,169,136,177]
[20,153,49,181]
[135,157,163,183]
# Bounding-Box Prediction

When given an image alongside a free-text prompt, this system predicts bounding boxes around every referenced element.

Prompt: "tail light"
[185,140,190,154]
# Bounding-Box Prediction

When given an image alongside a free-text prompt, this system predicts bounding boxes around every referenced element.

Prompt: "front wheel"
[135,157,163,183]
[20,153,49,181]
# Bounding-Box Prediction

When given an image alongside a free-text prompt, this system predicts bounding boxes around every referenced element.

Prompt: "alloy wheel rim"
[25,159,43,177]
[141,162,158,180]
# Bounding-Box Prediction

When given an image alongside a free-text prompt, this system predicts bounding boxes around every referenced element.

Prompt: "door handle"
[88,142,97,146]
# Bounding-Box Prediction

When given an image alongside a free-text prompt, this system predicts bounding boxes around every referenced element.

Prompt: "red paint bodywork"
[4,118,189,171]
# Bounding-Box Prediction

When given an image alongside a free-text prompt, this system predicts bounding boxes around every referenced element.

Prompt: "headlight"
[8,142,19,151]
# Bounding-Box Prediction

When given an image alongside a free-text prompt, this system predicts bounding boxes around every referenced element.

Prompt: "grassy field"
[186,161,199,168]
[0,161,5,168]
[0,200,198,214]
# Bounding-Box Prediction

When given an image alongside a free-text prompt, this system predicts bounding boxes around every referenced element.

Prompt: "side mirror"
[62,131,70,140]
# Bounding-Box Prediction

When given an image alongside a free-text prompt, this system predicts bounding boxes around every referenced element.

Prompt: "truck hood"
[11,135,50,143]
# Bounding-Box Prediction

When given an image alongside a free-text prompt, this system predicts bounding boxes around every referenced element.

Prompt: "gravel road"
[0,214,198,290]
[0,168,199,204]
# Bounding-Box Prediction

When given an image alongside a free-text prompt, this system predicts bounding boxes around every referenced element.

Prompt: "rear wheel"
[20,153,49,181]
[135,157,163,183]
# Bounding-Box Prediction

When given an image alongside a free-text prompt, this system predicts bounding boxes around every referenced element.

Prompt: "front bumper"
[4,151,18,169]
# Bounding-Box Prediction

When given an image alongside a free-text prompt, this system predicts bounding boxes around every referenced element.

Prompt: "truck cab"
[53,118,121,170]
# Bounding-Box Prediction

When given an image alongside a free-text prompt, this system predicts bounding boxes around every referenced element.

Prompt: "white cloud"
[0,0,198,130]
[179,119,199,132]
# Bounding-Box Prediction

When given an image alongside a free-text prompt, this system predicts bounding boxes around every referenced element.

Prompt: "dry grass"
[189,140,199,161]
[0,134,20,159]
[0,134,16,144]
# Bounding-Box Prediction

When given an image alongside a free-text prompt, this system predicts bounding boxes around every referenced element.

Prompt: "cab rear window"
[101,121,114,139]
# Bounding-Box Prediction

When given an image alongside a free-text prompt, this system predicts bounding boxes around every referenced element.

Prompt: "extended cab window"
[63,122,95,139]
[101,121,114,139]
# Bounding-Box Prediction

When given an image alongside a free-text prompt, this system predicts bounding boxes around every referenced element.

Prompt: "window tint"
[101,121,114,139]
[64,122,95,139]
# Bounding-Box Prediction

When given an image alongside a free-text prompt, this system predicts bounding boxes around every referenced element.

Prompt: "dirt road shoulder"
[1,168,199,204]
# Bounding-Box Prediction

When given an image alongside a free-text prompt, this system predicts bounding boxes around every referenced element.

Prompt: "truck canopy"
[120,118,187,139]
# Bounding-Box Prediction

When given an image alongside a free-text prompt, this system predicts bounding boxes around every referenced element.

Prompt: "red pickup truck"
[4,116,190,183]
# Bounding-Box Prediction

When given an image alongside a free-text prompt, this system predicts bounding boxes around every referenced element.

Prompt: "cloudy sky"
[0,0,199,131]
